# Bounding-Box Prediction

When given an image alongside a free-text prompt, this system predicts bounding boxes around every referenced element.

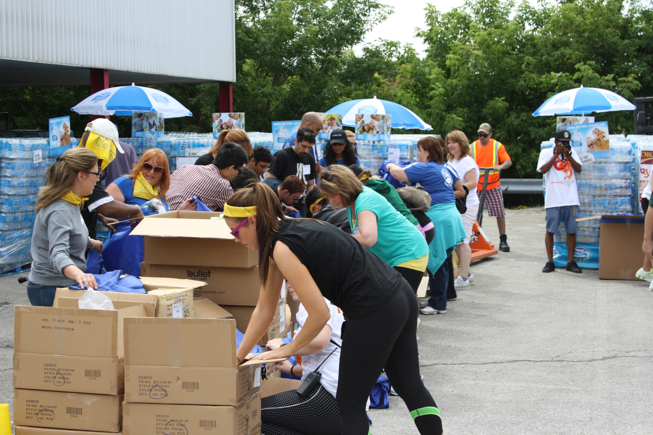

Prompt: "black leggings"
[337,283,442,434]
[261,385,341,435]
[394,266,425,294]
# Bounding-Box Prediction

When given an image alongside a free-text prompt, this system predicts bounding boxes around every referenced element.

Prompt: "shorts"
[545,206,577,234]
[477,186,505,217]
[642,197,649,215]
[460,203,479,244]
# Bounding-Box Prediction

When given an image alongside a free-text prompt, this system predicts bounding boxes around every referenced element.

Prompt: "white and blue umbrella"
[71,84,192,118]
[326,97,432,130]
[532,86,635,117]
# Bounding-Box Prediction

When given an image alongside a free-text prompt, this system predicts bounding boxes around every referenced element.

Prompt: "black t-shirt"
[314,205,351,233]
[194,153,214,166]
[82,183,112,239]
[270,219,404,320]
[268,147,316,185]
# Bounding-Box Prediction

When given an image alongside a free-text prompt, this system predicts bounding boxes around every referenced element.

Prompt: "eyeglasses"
[86,170,101,178]
[143,162,164,173]
[478,133,489,138]
[230,218,250,239]
[301,131,316,138]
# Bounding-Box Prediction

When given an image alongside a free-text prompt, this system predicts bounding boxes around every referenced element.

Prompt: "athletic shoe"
[499,234,510,252]
[649,281,653,292]
[468,273,475,286]
[454,275,470,290]
[566,261,582,273]
[420,306,447,315]
[542,261,555,273]
[636,268,653,283]
[419,300,429,308]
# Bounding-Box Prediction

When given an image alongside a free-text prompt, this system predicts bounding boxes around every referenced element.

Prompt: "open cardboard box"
[15,428,123,435]
[54,276,206,318]
[13,305,149,395]
[123,317,285,406]
[222,296,288,347]
[131,211,259,268]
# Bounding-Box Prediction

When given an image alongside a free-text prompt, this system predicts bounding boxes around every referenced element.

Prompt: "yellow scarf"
[133,172,159,201]
[61,191,88,206]
[79,131,116,170]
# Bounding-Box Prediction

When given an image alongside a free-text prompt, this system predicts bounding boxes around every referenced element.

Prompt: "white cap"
[84,118,124,154]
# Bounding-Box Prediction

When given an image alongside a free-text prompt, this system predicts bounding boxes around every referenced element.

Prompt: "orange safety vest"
[471,139,501,190]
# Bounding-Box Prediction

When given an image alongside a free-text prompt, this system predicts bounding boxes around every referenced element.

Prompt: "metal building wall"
[0,0,235,82]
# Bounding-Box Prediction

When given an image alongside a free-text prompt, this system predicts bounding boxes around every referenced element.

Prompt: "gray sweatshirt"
[29,199,91,286]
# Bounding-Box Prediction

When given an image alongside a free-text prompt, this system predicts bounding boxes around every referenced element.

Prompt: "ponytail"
[225,182,286,284]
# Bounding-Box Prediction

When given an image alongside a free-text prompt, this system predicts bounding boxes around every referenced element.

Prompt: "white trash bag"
[78,288,115,310]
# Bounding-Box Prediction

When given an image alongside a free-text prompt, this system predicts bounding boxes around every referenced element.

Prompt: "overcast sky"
[356,0,467,57]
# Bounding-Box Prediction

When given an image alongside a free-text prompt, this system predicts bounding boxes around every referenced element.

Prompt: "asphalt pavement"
[1,207,652,434]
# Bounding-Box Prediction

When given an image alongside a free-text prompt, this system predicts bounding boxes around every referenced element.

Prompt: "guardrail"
[500,178,543,195]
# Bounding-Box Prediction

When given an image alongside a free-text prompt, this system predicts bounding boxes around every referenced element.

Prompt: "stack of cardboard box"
[12,306,137,434]
[122,317,263,435]
[135,211,288,345]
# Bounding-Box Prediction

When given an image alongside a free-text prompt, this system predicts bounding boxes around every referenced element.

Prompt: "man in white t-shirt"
[537,129,583,273]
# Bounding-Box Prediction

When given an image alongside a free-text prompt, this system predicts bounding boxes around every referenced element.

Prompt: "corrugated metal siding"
[0,0,235,82]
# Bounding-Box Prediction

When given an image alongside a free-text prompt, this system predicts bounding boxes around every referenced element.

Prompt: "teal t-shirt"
[347,186,428,267]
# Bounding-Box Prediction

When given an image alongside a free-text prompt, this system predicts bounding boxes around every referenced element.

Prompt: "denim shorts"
[26,281,58,307]
[545,206,577,234]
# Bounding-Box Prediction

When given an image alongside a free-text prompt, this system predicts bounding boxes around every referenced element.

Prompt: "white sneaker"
[454,275,470,290]
[636,268,653,283]
[468,273,475,286]
[419,300,429,308]
[649,281,653,292]
[420,306,447,315]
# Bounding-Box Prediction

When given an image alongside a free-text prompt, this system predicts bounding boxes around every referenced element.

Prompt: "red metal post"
[219,82,234,112]
[90,69,110,120]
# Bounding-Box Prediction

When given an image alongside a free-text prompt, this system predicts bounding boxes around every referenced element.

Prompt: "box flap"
[193,298,234,319]
[124,317,238,368]
[131,212,234,239]
[54,288,158,317]
[242,352,288,366]
[140,276,206,290]
[14,306,118,358]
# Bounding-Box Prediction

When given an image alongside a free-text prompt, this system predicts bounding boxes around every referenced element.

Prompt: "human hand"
[493,164,502,171]
[98,215,119,232]
[129,209,145,226]
[178,198,197,211]
[274,360,294,375]
[266,338,285,351]
[257,347,294,362]
[73,271,98,290]
[284,206,298,214]
[91,239,103,253]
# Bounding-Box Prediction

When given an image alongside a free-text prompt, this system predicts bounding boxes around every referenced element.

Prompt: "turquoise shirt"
[347,186,428,267]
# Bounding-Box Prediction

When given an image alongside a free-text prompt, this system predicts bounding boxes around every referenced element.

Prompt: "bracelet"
[290,365,296,377]
[90,240,95,250]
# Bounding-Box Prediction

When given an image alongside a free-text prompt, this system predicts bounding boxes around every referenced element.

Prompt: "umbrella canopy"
[71,84,192,118]
[326,97,432,130]
[532,86,635,117]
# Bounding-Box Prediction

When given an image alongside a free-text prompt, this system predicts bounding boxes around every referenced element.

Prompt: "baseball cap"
[478,123,492,135]
[85,119,124,154]
[555,129,571,142]
[329,129,347,144]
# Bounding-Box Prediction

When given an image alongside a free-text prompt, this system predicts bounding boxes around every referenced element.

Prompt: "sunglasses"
[143,162,164,173]
[321,172,335,182]
[230,218,250,239]
[478,133,489,138]
[331,142,346,147]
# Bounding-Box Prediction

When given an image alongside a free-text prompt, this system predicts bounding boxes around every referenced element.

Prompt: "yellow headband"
[359,173,370,182]
[309,197,325,215]
[223,203,257,218]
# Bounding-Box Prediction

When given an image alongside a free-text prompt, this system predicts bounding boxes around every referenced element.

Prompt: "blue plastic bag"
[69,270,146,293]
[85,249,106,275]
[102,224,144,277]
[192,196,213,212]
[369,375,390,409]
[379,161,413,189]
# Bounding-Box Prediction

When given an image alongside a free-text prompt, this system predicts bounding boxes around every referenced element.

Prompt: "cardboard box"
[193,298,234,320]
[53,289,158,318]
[141,263,261,306]
[599,215,645,280]
[122,394,261,435]
[222,298,287,346]
[13,305,148,394]
[124,318,265,405]
[260,377,301,398]
[13,389,122,432]
[131,211,259,268]
[16,427,122,435]
[148,288,194,318]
